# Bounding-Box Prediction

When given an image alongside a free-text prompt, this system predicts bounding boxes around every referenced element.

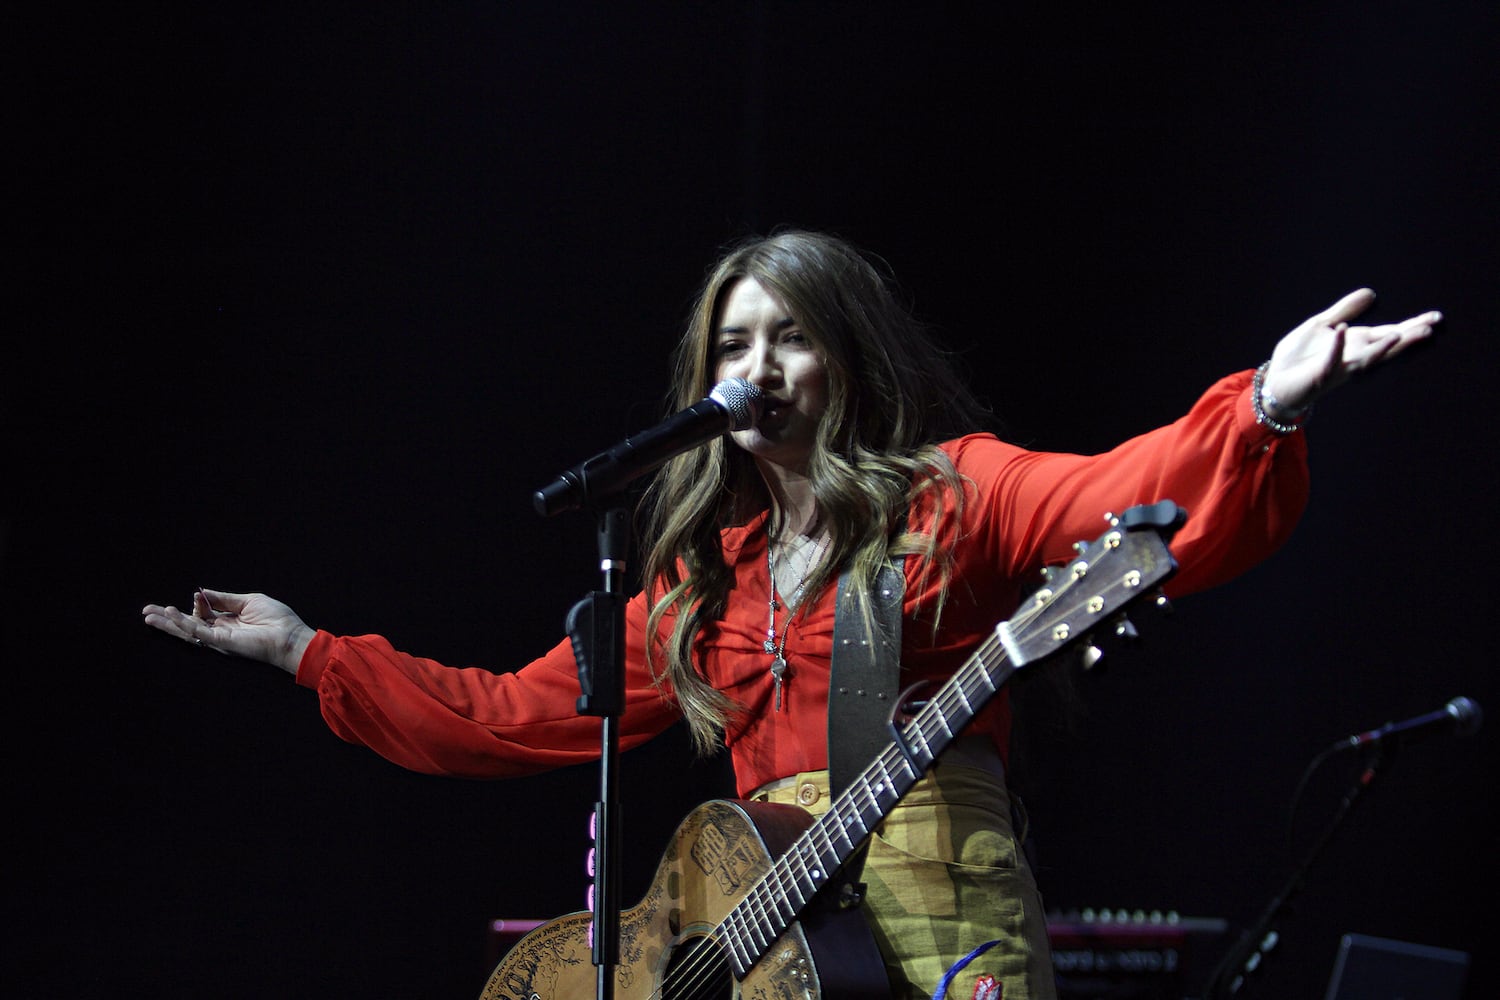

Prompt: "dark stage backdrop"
[13,4,1498,998]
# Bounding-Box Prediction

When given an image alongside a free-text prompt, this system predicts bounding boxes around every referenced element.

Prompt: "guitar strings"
[649,551,1096,996]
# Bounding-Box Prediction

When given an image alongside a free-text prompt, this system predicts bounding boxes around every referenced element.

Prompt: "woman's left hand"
[1261,288,1440,419]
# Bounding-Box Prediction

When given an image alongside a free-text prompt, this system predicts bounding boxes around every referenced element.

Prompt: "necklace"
[763,528,828,711]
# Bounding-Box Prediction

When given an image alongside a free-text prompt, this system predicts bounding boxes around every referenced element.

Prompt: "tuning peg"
[1153,591,1173,614]
[1112,616,1139,641]
[1080,643,1104,670]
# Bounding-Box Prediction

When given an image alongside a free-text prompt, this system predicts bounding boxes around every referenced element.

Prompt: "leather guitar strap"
[826,558,905,900]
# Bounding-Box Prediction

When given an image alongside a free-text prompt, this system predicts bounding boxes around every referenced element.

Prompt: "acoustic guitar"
[480,502,1185,1000]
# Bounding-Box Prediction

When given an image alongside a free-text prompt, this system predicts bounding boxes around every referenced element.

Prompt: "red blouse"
[296,370,1308,795]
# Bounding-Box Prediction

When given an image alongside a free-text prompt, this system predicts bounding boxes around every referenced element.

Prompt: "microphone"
[533,377,764,517]
[1338,696,1483,751]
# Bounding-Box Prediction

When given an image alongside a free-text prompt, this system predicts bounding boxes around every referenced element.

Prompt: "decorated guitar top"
[481,500,1186,1000]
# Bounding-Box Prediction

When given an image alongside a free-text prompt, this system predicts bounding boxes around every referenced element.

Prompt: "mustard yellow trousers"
[753,759,1056,1000]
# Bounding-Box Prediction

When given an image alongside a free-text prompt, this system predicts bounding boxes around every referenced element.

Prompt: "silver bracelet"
[1252,361,1308,436]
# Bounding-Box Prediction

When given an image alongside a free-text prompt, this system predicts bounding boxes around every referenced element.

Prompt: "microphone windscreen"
[710,377,764,431]
[1447,696,1483,738]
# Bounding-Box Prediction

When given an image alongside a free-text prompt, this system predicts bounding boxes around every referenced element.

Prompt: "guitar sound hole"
[660,934,733,999]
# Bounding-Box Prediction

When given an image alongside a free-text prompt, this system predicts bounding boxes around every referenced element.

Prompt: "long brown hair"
[639,230,995,754]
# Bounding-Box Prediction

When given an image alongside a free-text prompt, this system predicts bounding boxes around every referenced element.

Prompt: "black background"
[12,3,1498,998]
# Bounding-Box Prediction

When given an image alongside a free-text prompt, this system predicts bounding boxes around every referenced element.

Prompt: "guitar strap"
[826,558,905,900]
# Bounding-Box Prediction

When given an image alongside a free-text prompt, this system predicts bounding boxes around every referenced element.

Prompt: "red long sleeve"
[295,602,680,779]
[295,370,1307,792]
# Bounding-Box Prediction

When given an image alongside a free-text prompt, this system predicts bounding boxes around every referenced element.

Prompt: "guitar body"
[478,799,891,1000]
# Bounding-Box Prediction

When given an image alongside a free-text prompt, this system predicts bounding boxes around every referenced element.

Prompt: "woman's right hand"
[141,588,315,675]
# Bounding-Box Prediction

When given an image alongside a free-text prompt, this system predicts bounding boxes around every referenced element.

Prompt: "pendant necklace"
[763,529,827,711]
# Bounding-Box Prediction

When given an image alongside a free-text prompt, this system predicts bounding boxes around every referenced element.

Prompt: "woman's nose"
[744,342,780,385]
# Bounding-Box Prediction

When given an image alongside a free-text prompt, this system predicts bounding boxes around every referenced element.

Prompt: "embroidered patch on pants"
[971,975,1001,1000]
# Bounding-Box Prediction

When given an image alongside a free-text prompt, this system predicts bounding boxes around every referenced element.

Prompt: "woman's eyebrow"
[717,316,797,335]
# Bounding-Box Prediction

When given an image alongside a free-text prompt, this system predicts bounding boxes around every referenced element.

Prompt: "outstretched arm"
[1259,288,1440,421]
[141,588,315,674]
[142,587,682,778]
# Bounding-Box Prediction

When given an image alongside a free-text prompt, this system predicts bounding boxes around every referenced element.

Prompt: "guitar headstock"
[1004,501,1185,669]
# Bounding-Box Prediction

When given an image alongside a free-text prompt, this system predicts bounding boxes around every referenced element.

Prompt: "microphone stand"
[563,503,631,1000]
[1202,741,1394,999]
